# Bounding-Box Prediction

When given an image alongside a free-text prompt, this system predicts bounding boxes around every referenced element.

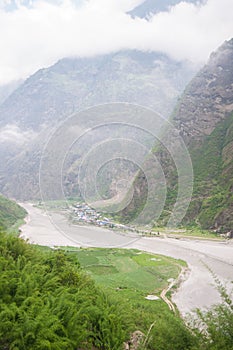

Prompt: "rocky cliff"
[174,38,233,232]
[123,38,233,233]
[174,38,233,143]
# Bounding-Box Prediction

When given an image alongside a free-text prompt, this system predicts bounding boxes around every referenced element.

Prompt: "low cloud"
[0,0,233,85]
[0,124,37,144]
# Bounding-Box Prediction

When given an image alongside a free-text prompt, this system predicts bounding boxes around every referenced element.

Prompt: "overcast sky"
[0,0,233,85]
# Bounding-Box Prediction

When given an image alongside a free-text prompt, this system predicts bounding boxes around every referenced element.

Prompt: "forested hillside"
[0,231,195,350]
[0,195,26,229]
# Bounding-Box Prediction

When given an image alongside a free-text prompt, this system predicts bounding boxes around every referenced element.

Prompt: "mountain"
[122,39,233,233]
[0,50,196,200]
[0,50,194,130]
[129,0,202,19]
[174,38,233,233]
[0,80,23,105]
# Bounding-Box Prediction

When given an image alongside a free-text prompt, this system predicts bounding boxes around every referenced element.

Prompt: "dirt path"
[160,284,176,312]
[160,266,188,313]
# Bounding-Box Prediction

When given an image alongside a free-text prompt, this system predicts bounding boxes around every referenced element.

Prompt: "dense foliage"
[0,229,232,349]
[75,248,198,350]
[187,112,233,231]
[193,279,233,350]
[0,231,133,349]
[0,195,27,230]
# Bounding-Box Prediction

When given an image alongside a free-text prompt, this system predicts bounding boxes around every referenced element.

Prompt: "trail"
[160,284,176,312]
[160,266,187,313]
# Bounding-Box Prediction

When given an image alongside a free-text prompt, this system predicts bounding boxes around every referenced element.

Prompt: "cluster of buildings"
[70,202,131,230]
[71,203,100,223]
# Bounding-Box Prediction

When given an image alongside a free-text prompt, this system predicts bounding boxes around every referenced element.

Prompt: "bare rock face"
[173,38,233,143]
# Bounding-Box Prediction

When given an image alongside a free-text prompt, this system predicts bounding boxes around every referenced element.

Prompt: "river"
[19,202,233,316]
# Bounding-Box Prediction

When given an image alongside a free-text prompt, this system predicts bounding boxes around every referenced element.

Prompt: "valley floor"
[19,202,233,316]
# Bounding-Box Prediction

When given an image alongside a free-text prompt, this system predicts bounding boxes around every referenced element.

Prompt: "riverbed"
[19,202,233,316]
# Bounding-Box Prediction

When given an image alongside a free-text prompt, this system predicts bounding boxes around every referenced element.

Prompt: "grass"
[151,227,222,240]
[63,247,190,338]
[67,248,184,301]
[7,218,26,236]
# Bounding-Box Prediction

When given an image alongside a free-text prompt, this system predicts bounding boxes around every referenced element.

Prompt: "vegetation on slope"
[0,230,232,349]
[186,112,233,231]
[0,197,231,349]
[194,276,233,350]
[0,230,197,350]
[0,231,133,349]
[119,39,233,233]
[73,248,197,350]
[0,195,27,230]
[120,112,233,234]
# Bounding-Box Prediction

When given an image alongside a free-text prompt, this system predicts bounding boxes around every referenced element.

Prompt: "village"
[69,202,133,231]
[68,202,163,237]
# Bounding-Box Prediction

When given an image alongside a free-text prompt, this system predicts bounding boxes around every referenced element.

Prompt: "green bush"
[0,231,131,349]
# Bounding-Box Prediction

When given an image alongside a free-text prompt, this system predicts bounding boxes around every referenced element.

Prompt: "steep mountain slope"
[0,195,26,229]
[174,39,233,232]
[0,50,196,200]
[122,38,233,233]
[0,50,194,129]
[0,80,23,105]
[173,39,233,143]
[187,112,233,232]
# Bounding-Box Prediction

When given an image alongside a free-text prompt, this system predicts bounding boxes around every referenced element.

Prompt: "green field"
[151,227,222,240]
[66,248,186,317]
[63,248,195,349]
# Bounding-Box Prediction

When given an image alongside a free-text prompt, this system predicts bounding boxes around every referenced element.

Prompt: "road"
[19,202,233,316]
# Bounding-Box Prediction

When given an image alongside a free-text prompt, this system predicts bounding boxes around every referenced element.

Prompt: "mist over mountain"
[1,3,233,349]
[129,0,201,18]
[0,50,196,200]
[1,2,232,234]
[0,50,195,130]
[0,80,23,105]
[123,38,233,233]
[1,0,233,86]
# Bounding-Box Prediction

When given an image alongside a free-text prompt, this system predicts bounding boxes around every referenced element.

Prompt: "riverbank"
[19,202,233,316]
